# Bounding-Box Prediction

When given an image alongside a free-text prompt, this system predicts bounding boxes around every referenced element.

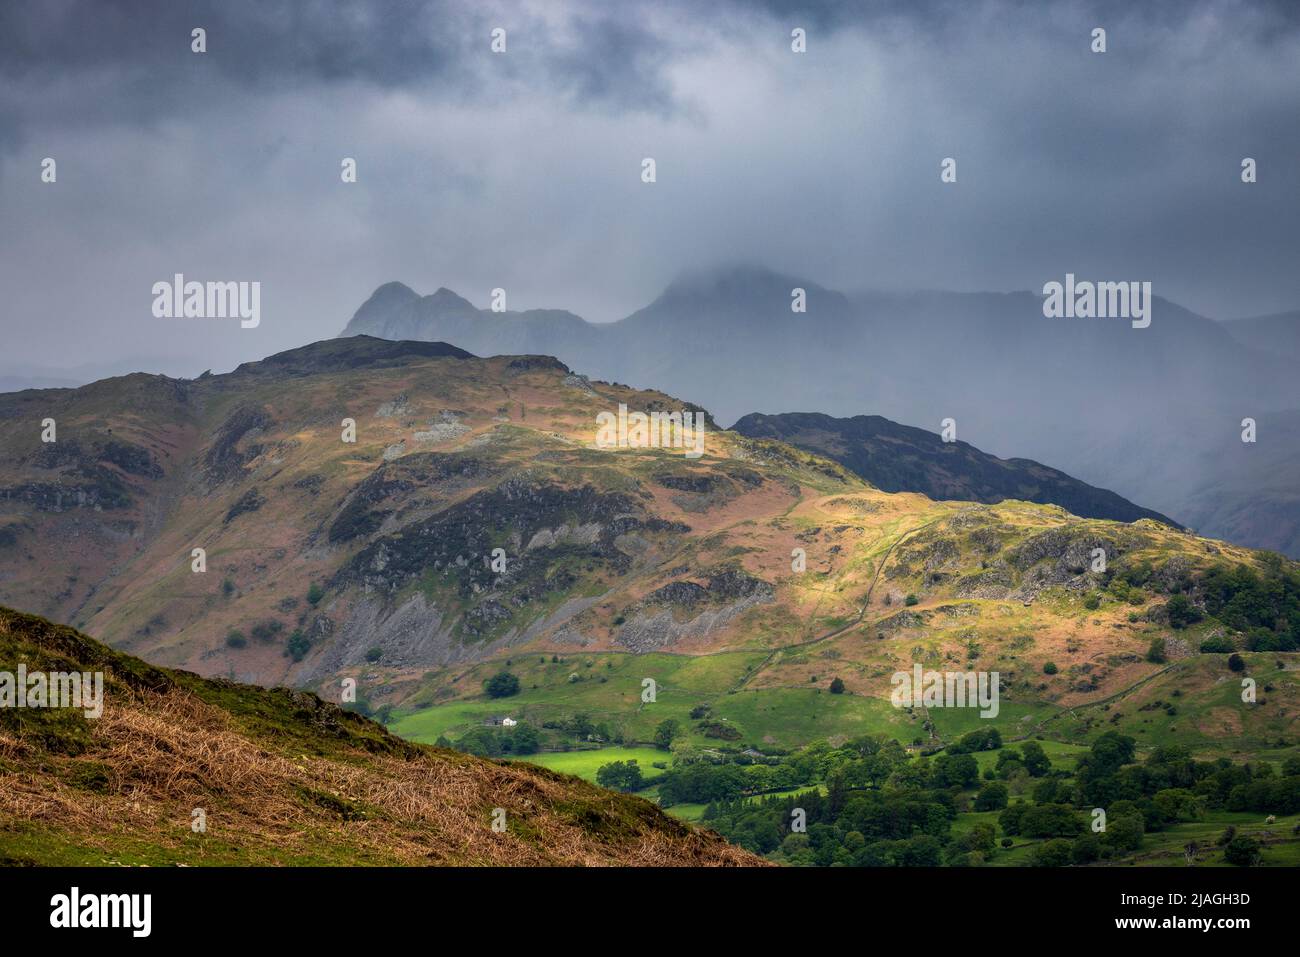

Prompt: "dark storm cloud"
[1,0,1298,381]
[1,1,464,85]
[546,14,682,115]
[0,0,682,150]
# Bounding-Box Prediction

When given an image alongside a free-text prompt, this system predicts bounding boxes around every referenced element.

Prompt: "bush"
[949,728,1002,754]
[1030,838,1074,867]
[511,723,541,755]
[1071,834,1102,864]
[1245,627,1290,652]
[974,782,1009,811]
[1146,637,1167,664]
[1083,593,1101,611]
[654,718,680,751]
[454,727,503,757]
[932,753,980,788]
[1033,778,1065,804]
[1225,775,1300,815]
[1200,634,1235,654]
[1223,835,1262,867]
[1228,653,1246,673]
[1166,595,1202,629]
[250,620,283,643]
[999,801,1028,835]
[1043,661,1058,675]
[307,583,324,606]
[596,760,645,793]
[1104,812,1145,853]
[829,677,846,694]
[484,671,521,698]
[286,630,311,661]
[1019,804,1083,838]
[1019,740,1052,777]
[698,720,741,741]
[904,594,919,607]
[225,630,247,649]
[365,646,383,663]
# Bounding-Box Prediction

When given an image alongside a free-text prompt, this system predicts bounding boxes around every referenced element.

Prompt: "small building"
[502,717,517,727]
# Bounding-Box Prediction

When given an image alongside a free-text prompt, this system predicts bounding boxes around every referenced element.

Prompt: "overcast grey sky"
[2,0,1299,378]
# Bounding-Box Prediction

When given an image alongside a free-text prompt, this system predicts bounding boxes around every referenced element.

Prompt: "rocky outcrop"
[332,478,688,644]
[618,568,775,651]
[204,405,272,483]
[326,452,497,544]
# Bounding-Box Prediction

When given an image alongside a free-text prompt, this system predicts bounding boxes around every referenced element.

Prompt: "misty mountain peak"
[425,287,479,315]
[340,281,422,338]
[661,263,811,301]
[627,263,852,332]
[340,282,480,339]
[365,281,420,307]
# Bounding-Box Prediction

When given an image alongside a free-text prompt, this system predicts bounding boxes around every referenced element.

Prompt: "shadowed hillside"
[730,411,1179,527]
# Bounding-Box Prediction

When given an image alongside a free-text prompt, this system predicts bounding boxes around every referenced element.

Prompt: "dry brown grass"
[0,673,761,866]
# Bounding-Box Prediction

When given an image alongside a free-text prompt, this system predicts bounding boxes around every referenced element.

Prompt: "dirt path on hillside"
[724,515,947,693]
[1006,661,1182,743]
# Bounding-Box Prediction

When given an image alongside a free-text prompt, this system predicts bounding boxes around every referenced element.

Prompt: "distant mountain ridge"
[342,281,594,358]
[1222,311,1300,362]
[338,269,1300,557]
[730,411,1180,527]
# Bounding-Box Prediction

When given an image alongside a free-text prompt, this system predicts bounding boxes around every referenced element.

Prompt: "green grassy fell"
[1,335,1297,788]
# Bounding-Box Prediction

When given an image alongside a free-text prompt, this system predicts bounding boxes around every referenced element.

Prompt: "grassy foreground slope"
[0,606,758,866]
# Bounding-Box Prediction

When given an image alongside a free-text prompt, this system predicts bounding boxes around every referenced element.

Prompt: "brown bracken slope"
[0,606,762,866]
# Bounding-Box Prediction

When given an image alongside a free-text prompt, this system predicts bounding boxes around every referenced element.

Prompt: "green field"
[504,744,827,823]
[386,639,1300,769]
[970,739,1090,773]
[507,746,669,781]
[388,650,770,747]
[389,676,964,753]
